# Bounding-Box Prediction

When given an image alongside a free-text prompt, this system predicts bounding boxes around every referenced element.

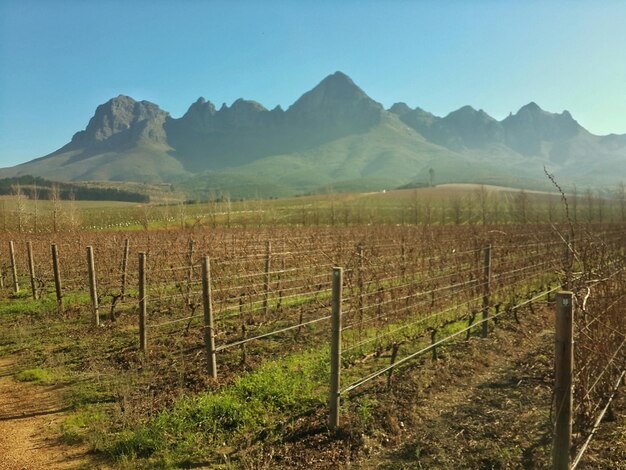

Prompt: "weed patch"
[106,348,329,466]
[15,368,54,383]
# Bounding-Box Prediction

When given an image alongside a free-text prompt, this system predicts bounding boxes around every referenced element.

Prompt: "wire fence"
[565,237,626,469]
[1,223,625,452]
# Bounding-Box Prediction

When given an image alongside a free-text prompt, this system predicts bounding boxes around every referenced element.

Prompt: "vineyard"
[0,221,625,468]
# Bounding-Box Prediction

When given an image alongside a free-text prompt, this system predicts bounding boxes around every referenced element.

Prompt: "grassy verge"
[104,347,329,468]
[0,267,559,469]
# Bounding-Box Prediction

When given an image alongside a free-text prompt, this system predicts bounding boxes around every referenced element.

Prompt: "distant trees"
[13,184,26,232]
[571,186,578,223]
[410,190,421,224]
[512,189,529,223]
[423,198,433,225]
[618,182,626,222]
[0,175,149,203]
[597,192,606,223]
[223,193,232,228]
[584,189,594,223]
[67,190,82,230]
[49,184,63,232]
[450,196,463,225]
[31,181,39,232]
[2,180,626,233]
[474,185,491,225]
[547,196,556,223]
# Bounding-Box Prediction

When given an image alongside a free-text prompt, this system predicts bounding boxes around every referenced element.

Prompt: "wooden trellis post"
[138,252,147,351]
[329,266,343,430]
[263,240,271,316]
[357,243,364,323]
[9,241,19,293]
[51,243,63,313]
[186,238,194,304]
[201,256,217,379]
[553,291,574,470]
[120,238,129,301]
[27,241,37,300]
[86,246,99,326]
[482,243,492,338]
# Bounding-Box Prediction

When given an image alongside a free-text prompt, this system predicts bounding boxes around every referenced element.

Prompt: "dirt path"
[367,325,555,468]
[223,305,625,468]
[360,312,625,469]
[245,310,558,468]
[0,357,95,470]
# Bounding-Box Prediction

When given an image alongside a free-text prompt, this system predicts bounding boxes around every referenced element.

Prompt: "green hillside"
[2,72,625,197]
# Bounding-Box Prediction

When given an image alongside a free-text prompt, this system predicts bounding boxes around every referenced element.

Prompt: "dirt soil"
[0,357,96,470]
[235,305,626,469]
[2,304,624,469]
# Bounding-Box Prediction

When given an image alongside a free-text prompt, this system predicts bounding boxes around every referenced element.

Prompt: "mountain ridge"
[2,71,625,197]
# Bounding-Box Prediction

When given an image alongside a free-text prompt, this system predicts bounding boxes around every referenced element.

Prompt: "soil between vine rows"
[230,304,626,469]
[1,302,624,468]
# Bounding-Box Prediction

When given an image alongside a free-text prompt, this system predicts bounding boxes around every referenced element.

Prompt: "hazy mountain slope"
[2,96,190,182]
[2,143,189,182]
[390,104,505,151]
[165,71,384,172]
[183,113,534,198]
[2,71,626,195]
[391,100,626,187]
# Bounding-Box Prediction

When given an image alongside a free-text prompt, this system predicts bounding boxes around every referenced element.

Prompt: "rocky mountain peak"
[450,104,478,115]
[71,95,168,146]
[435,105,504,149]
[179,97,217,132]
[289,71,380,112]
[287,71,382,131]
[502,102,583,155]
[186,97,216,114]
[228,98,267,113]
[14,71,624,191]
[519,101,543,113]
[388,102,412,116]
[444,105,498,123]
[504,102,581,130]
[316,71,360,92]
[216,99,270,129]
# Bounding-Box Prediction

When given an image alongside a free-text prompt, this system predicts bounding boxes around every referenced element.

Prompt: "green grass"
[106,347,329,467]
[101,269,556,467]
[60,405,110,445]
[15,367,54,383]
[0,290,93,319]
[0,228,574,469]
[0,268,561,469]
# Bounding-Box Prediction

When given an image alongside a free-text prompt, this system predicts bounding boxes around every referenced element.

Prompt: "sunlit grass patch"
[15,367,54,383]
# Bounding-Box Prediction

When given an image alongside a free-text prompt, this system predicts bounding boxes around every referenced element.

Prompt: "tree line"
[0,175,149,203]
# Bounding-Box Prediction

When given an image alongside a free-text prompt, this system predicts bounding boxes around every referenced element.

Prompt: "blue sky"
[1,0,625,167]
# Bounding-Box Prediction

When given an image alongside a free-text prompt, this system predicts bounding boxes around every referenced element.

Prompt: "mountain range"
[3,71,625,198]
